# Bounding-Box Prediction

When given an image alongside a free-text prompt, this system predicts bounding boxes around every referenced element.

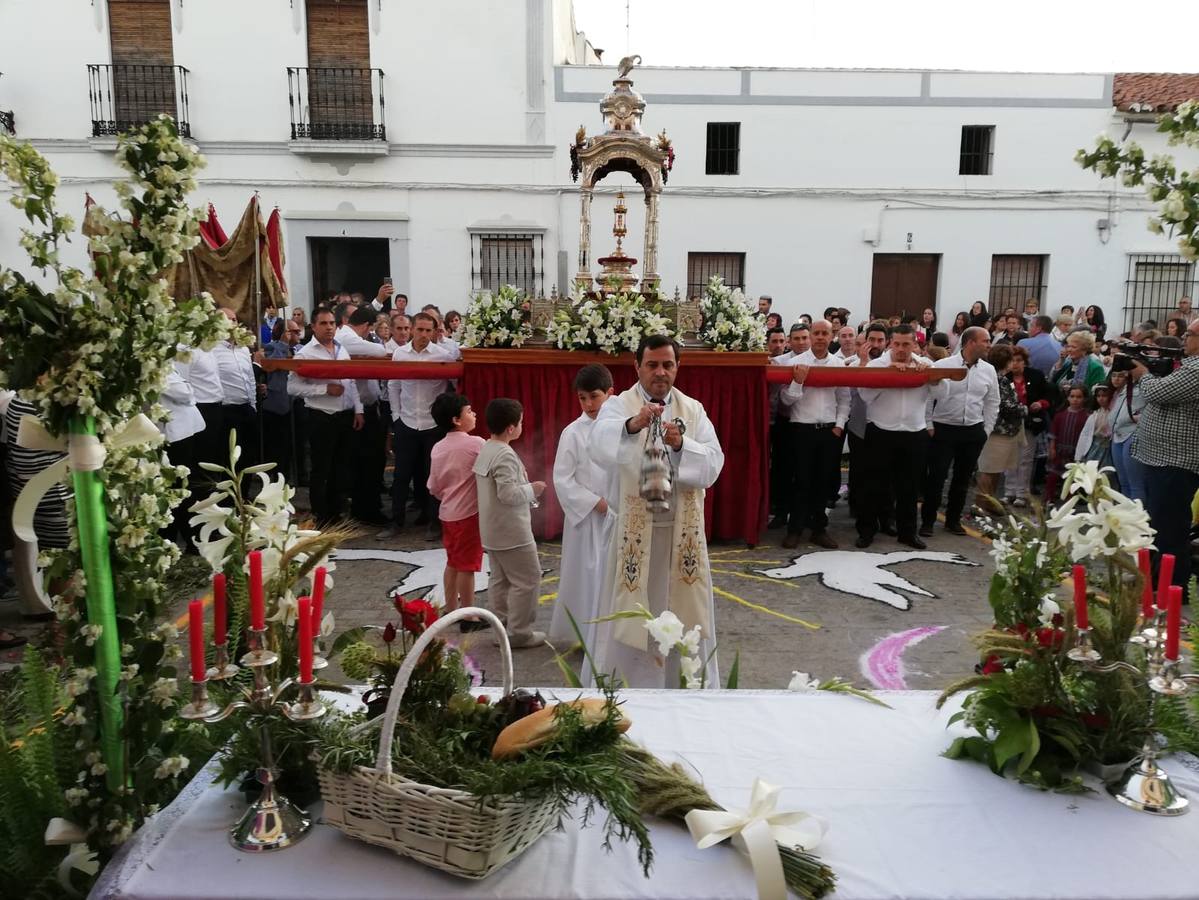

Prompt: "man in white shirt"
[214,308,260,469]
[835,325,858,361]
[779,320,849,549]
[846,323,892,531]
[369,282,406,317]
[287,309,363,526]
[855,324,948,549]
[421,304,462,360]
[385,311,453,537]
[338,307,392,526]
[180,344,225,471]
[921,327,999,538]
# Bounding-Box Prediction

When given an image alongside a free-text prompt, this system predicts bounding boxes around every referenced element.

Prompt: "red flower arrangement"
[395,596,439,635]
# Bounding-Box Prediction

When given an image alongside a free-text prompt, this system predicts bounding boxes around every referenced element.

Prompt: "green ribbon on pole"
[68,415,125,792]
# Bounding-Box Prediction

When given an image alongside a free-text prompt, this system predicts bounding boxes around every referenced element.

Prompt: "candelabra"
[1069,610,1194,816]
[180,627,326,850]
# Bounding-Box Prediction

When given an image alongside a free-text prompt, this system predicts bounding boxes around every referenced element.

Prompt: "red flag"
[265,207,287,297]
[198,202,228,249]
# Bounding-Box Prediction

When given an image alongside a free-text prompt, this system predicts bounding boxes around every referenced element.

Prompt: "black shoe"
[879,523,898,536]
[898,535,927,550]
[945,521,967,536]
[781,532,802,549]
[811,531,839,550]
[855,534,873,549]
[918,524,934,538]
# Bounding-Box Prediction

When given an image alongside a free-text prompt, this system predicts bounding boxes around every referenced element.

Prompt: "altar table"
[459,349,769,545]
[92,689,1199,900]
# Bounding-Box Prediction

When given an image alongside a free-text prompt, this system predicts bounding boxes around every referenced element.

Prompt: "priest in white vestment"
[589,335,725,688]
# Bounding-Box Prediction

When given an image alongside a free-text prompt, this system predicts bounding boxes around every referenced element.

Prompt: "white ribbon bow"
[45,817,99,897]
[13,413,163,542]
[685,779,827,900]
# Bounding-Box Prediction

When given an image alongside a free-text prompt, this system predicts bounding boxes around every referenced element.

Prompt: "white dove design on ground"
[757,549,980,610]
[335,548,491,607]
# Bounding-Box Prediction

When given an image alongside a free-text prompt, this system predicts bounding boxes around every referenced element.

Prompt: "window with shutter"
[989,255,1047,313]
[687,252,745,299]
[105,0,179,132]
[304,0,374,137]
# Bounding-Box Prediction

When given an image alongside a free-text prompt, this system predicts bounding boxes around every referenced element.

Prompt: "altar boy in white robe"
[589,335,725,689]
[548,365,617,650]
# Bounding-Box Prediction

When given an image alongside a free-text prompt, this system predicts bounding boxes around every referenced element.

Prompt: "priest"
[589,334,725,688]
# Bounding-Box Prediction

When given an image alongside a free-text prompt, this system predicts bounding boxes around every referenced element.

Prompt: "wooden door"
[305,0,371,136]
[870,254,939,320]
[108,0,175,125]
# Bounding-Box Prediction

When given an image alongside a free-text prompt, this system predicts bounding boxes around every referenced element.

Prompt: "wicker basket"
[319,607,560,879]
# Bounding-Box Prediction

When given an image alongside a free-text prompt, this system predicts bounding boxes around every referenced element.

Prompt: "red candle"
[249,551,265,631]
[311,567,327,634]
[188,599,206,682]
[1165,585,1183,661]
[297,597,314,684]
[1157,554,1176,612]
[1072,565,1088,631]
[1138,549,1154,619]
[213,573,228,646]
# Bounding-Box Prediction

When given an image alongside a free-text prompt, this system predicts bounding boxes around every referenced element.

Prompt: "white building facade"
[1,0,1196,335]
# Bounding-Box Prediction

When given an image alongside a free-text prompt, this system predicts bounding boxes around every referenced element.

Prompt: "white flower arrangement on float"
[699,275,766,352]
[458,283,534,348]
[545,287,675,354]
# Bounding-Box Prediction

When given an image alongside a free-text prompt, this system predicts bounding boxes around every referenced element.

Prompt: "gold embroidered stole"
[612,386,713,651]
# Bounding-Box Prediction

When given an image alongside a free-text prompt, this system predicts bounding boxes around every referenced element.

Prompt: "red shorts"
[441,514,483,572]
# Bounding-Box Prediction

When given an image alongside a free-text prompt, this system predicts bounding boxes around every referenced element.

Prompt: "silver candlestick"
[179,626,327,850]
[1068,610,1192,815]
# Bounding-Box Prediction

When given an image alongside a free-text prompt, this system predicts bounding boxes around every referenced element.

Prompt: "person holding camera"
[1129,318,1199,593]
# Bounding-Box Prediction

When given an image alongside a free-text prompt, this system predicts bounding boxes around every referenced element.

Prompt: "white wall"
[2,1,1197,337]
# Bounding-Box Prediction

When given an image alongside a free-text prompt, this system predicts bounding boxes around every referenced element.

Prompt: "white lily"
[1038,597,1062,626]
[1062,461,1113,499]
[645,610,685,656]
[788,671,819,693]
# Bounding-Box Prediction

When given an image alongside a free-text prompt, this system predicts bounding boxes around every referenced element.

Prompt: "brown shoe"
[781,532,802,549]
[810,531,839,550]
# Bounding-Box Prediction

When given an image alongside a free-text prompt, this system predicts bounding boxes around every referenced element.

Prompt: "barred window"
[687,252,745,299]
[1124,254,1196,333]
[960,125,995,176]
[989,255,1047,313]
[470,233,544,296]
[705,122,740,175]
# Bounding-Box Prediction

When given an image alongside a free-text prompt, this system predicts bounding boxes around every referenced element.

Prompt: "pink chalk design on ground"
[860,625,948,690]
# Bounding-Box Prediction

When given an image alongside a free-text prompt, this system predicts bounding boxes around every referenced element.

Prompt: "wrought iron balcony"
[0,71,12,134]
[287,67,385,141]
[87,64,191,138]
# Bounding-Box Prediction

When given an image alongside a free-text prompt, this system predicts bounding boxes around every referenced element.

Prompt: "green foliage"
[0,647,74,898]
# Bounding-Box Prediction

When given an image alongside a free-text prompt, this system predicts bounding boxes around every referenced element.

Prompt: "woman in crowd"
[948,311,969,352]
[1045,385,1091,504]
[291,306,313,344]
[374,317,391,344]
[1075,382,1115,473]
[968,300,990,328]
[1082,304,1107,339]
[1051,314,1074,343]
[1050,330,1106,390]
[975,345,1026,515]
[765,312,783,331]
[444,309,463,339]
[1164,317,1188,340]
[917,307,936,343]
[1002,346,1051,507]
[1108,367,1146,501]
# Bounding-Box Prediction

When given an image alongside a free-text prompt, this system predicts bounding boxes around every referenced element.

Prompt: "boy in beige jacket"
[472,398,546,647]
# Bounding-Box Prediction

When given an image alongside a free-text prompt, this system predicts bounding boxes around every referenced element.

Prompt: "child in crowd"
[548,365,616,650]
[1045,385,1090,504]
[1075,382,1115,474]
[472,398,546,648]
[427,393,487,631]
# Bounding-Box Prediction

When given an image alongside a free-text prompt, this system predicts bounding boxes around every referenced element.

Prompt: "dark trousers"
[769,419,792,517]
[292,400,310,485]
[789,423,842,535]
[858,424,927,540]
[391,419,443,526]
[221,403,259,469]
[922,422,986,528]
[1143,463,1199,596]
[307,409,354,525]
[194,403,225,468]
[263,410,293,484]
[352,403,387,520]
[164,435,196,549]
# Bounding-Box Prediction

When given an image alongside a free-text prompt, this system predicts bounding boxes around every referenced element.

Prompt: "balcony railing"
[0,71,12,134]
[87,64,191,138]
[287,67,385,141]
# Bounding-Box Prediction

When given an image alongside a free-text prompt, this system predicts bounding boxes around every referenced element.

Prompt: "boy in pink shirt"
[427,393,487,631]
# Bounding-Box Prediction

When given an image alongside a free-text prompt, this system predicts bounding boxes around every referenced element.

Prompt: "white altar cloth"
[92,689,1199,900]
